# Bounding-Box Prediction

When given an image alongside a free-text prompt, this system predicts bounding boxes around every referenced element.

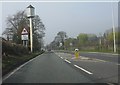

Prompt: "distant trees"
[2,10,45,52]
[106,32,119,45]
[50,31,99,51]
[76,33,98,50]
[64,38,78,50]
[57,31,67,49]
[49,31,67,50]
[57,31,67,40]
[103,30,120,51]
[77,33,88,47]
[49,28,119,53]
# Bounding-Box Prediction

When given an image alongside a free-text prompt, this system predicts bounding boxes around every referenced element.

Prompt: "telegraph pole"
[111,2,116,53]
[99,33,102,51]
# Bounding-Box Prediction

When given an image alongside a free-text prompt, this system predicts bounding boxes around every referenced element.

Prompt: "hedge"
[2,38,29,56]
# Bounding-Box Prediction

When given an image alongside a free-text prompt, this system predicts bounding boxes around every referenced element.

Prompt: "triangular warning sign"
[21,28,28,35]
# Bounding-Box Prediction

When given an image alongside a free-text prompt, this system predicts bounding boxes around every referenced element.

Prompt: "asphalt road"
[55,52,118,83]
[3,52,95,83]
[80,52,119,64]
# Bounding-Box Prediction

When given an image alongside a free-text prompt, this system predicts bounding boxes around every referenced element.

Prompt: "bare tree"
[3,11,45,51]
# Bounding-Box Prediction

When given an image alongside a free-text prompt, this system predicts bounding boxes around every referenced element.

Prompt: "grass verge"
[2,51,44,76]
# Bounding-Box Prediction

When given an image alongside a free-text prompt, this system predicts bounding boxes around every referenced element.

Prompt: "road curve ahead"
[3,52,95,83]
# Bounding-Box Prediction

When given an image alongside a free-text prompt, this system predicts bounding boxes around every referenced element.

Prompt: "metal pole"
[29,18,33,52]
[23,40,24,46]
[99,33,102,51]
[26,41,28,48]
[111,2,116,53]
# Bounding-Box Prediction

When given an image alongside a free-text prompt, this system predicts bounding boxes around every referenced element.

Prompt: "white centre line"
[64,59,71,64]
[74,65,93,75]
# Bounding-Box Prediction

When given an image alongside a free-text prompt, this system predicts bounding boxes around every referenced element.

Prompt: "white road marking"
[54,52,61,57]
[88,52,119,56]
[3,53,45,81]
[117,64,120,65]
[107,83,116,85]
[64,59,71,64]
[94,59,107,62]
[53,52,64,60]
[74,65,93,75]
[61,57,63,59]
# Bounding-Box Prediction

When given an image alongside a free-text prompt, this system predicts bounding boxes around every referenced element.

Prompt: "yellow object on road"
[75,49,79,59]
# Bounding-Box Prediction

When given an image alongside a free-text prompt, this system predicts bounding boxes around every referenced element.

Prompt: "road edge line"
[3,53,45,81]
[87,52,119,56]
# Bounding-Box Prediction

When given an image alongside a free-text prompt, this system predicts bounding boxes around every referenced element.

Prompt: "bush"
[2,38,45,76]
[2,38,29,56]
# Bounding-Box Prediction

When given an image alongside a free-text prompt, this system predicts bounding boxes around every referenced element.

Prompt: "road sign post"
[21,28,28,47]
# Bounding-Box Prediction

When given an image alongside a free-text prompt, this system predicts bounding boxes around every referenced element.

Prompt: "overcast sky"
[0,0,118,45]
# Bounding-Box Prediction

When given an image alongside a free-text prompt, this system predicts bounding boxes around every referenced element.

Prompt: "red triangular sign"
[21,28,28,35]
